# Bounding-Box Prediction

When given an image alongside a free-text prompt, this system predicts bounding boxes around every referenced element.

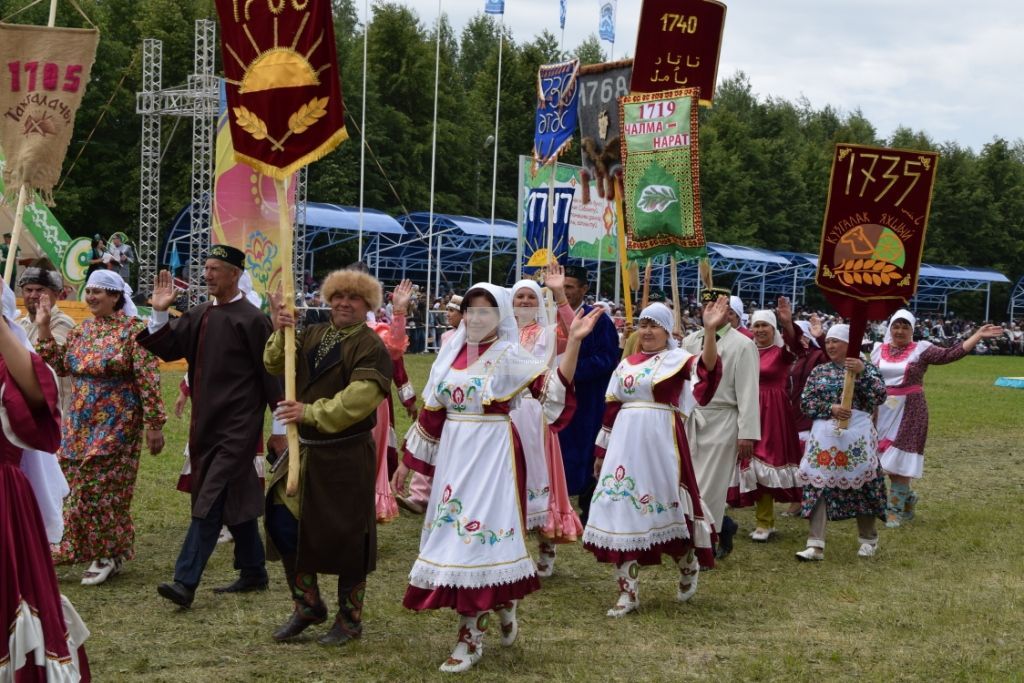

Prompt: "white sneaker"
[857,537,878,558]
[749,527,776,542]
[795,543,825,562]
[81,558,118,586]
[217,527,234,544]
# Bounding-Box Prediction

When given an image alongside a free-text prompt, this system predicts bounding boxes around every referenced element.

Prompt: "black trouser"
[173,489,266,589]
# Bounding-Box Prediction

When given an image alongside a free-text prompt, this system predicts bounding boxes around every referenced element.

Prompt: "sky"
[394,0,1023,152]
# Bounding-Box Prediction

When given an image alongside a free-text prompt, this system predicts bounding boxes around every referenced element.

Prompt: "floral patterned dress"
[797,361,888,520]
[583,349,721,568]
[38,313,165,564]
[401,340,575,615]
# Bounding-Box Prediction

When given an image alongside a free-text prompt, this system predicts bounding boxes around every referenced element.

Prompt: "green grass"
[58,356,1024,681]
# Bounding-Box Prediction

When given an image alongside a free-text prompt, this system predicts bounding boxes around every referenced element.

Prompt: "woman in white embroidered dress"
[402,283,601,673]
[509,267,582,578]
[583,299,727,618]
[871,309,1002,527]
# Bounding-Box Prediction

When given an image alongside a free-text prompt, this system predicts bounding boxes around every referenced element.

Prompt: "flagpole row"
[357,0,369,261]
[425,0,442,339]
[487,18,504,282]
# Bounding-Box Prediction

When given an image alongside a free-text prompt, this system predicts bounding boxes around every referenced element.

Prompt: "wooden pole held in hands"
[274,178,301,496]
[837,368,855,430]
[613,179,633,330]
[3,186,29,285]
[669,256,682,336]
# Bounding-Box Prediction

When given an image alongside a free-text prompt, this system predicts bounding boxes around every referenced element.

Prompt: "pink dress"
[370,313,413,523]
[1,354,90,681]
[511,309,583,542]
[728,343,803,506]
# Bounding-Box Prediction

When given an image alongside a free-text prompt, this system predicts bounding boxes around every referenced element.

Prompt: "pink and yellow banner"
[212,89,296,303]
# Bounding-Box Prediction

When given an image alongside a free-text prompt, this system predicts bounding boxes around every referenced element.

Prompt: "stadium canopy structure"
[1010,275,1024,321]
[162,205,1013,317]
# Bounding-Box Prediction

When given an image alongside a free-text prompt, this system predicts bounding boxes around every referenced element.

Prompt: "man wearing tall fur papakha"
[264,269,392,645]
[140,245,284,608]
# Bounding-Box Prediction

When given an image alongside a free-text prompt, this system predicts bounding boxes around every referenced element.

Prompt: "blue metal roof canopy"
[161,202,405,276]
[1010,275,1024,321]
[363,212,518,292]
[643,243,792,301]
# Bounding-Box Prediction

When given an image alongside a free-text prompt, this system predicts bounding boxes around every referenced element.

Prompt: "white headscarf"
[826,323,850,343]
[238,271,262,308]
[796,320,819,348]
[511,279,550,327]
[1,279,69,543]
[750,310,783,348]
[421,282,520,402]
[729,296,749,328]
[638,302,678,350]
[86,269,138,318]
[885,309,916,344]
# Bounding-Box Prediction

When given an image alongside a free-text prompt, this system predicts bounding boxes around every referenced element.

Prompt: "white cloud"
[391,0,1023,150]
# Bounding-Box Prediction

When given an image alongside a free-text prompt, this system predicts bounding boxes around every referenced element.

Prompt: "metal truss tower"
[136,19,308,308]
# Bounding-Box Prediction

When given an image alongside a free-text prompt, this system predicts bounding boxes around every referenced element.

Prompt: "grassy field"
[58,355,1024,682]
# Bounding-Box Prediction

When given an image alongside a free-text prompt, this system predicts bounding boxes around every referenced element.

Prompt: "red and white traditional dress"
[402,337,575,614]
[369,313,415,523]
[1,352,91,681]
[583,348,721,568]
[728,326,803,506]
[870,338,968,479]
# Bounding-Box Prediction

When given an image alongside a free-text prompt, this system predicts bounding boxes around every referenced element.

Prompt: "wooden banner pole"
[612,179,633,328]
[669,256,682,336]
[546,161,556,265]
[3,186,29,285]
[274,178,301,496]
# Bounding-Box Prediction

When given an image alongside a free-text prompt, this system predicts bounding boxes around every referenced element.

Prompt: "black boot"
[715,516,738,560]
[272,558,327,642]
[318,579,365,646]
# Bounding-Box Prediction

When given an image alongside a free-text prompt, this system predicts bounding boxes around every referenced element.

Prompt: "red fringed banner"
[214,0,347,179]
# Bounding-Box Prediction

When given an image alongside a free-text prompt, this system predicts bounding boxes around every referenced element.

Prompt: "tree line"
[2,0,1021,316]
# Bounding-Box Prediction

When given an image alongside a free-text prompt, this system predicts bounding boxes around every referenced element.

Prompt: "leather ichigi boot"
[318,580,365,646]
[439,612,488,673]
[272,558,328,642]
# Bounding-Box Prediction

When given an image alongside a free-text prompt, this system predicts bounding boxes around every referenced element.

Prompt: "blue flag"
[599,0,615,42]
[559,0,567,30]
[532,59,580,167]
[484,0,504,15]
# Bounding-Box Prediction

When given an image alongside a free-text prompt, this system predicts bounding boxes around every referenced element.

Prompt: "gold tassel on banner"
[699,257,714,291]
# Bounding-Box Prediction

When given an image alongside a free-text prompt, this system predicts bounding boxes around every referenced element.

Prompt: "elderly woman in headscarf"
[796,324,887,560]
[509,265,581,577]
[401,283,601,673]
[727,298,803,540]
[870,309,1003,527]
[583,298,728,618]
[36,269,166,585]
[0,279,91,680]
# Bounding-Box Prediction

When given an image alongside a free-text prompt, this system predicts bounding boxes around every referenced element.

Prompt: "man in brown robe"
[140,245,283,607]
[264,267,392,646]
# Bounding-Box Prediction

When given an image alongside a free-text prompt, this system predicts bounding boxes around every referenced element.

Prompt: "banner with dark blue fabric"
[523,183,574,271]
[532,59,581,168]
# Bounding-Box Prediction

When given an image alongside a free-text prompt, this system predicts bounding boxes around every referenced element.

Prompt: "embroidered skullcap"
[86,269,138,317]
[208,244,246,270]
[796,320,819,348]
[638,302,678,350]
[699,286,730,305]
[18,264,64,292]
[826,323,850,343]
[446,295,463,311]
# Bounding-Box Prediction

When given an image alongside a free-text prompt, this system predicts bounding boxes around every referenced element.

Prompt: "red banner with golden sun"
[816,143,939,323]
[215,0,347,179]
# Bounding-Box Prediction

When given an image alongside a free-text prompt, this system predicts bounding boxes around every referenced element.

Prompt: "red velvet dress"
[1,354,90,681]
[728,342,802,506]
